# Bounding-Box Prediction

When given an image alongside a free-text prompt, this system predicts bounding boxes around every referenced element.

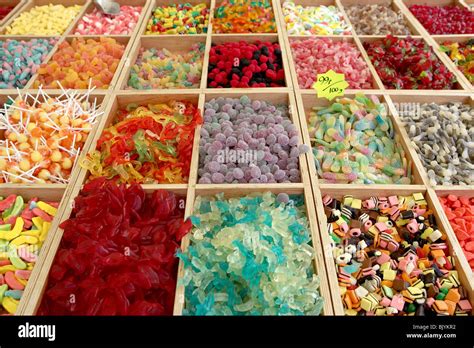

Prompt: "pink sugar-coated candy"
[0,274,3,285]
[291,37,372,89]
[17,247,37,263]
[15,270,32,280]
[5,271,24,290]
[73,6,142,35]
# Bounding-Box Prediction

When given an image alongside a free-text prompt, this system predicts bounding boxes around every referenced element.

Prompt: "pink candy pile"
[291,38,372,89]
[73,6,142,35]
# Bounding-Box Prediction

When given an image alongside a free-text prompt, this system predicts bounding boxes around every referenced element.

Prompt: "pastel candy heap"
[213,0,276,33]
[282,1,351,35]
[291,38,372,89]
[145,3,209,35]
[439,195,474,271]
[0,90,103,184]
[128,43,205,89]
[6,4,82,35]
[73,6,142,35]
[198,96,307,184]
[308,95,411,184]
[409,5,474,35]
[0,38,57,89]
[178,192,324,315]
[364,36,457,90]
[0,195,57,315]
[399,102,473,186]
[38,179,192,315]
[0,6,14,21]
[82,101,202,184]
[323,193,472,316]
[34,37,125,89]
[345,4,411,35]
[440,40,474,84]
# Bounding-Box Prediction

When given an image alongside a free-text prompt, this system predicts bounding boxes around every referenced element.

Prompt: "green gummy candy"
[0,284,7,303]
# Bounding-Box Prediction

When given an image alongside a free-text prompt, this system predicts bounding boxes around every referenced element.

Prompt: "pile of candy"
[83,101,202,184]
[213,0,276,33]
[145,3,209,35]
[282,1,351,35]
[399,102,473,186]
[0,38,57,89]
[323,193,472,316]
[5,4,82,35]
[0,6,14,21]
[345,4,411,35]
[409,5,474,35]
[439,195,474,271]
[34,38,125,89]
[208,41,285,88]
[38,179,191,315]
[0,90,103,184]
[291,38,372,89]
[127,43,205,89]
[198,96,306,184]
[73,6,142,35]
[178,192,324,315]
[440,40,474,85]
[364,36,457,90]
[0,194,57,315]
[308,95,411,184]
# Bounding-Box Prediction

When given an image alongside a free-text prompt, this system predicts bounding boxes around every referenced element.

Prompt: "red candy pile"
[364,35,457,89]
[38,178,192,316]
[439,195,474,271]
[409,5,474,35]
[0,6,13,20]
[208,41,285,88]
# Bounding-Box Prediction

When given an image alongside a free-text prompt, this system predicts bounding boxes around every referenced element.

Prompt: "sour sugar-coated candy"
[73,6,142,35]
[208,41,285,88]
[291,38,372,89]
[177,192,324,315]
[38,178,191,316]
[409,5,474,35]
[82,101,202,184]
[0,38,57,89]
[145,3,209,35]
[213,0,276,33]
[364,36,457,90]
[345,4,411,35]
[308,95,411,184]
[34,37,125,89]
[6,4,82,35]
[0,194,57,315]
[128,43,205,89]
[0,6,14,21]
[323,193,472,316]
[398,102,473,186]
[440,40,474,85]
[282,1,351,35]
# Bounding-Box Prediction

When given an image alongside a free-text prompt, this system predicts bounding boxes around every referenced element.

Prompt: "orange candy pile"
[34,37,125,89]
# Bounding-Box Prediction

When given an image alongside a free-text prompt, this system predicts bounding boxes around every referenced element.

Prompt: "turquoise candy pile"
[178,192,324,315]
[128,43,205,89]
[0,39,57,89]
[308,94,412,184]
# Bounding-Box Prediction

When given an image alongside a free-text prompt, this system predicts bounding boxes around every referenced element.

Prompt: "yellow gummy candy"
[37,201,57,217]
[0,217,23,241]
[2,296,19,314]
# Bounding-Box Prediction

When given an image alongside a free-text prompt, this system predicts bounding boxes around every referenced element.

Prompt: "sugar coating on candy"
[199,96,303,184]
[364,36,457,90]
[291,38,372,89]
[324,193,471,316]
[73,6,142,35]
[440,40,474,85]
[208,41,285,88]
[128,43,205,90]
[409,5,474,35]
[177,192,324,315]
[308,95,411,185]
[399,102,473,186]
[145,3,209,35]
[34,37,125,90]
[439,195,474,271]
[0,6,14,21]
[0,194,57,315]
[38,179,191,315]
[345,4,411,35]
[282,1,351,35]
[0,39,57,89]
[6,4,82,35]
[0,89,103,184]
[83,100,202,184]
[213,0,276,34]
